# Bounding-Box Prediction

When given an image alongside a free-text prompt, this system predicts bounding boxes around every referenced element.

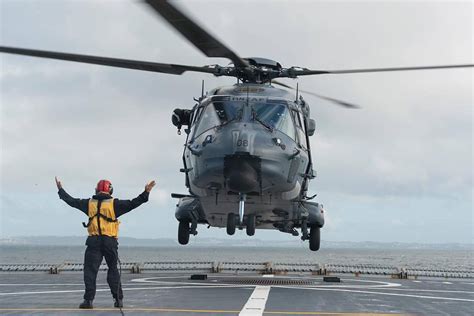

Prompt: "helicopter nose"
[224,155,260,194]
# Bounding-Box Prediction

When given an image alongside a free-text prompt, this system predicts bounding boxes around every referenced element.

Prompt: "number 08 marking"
[237,139,248,147]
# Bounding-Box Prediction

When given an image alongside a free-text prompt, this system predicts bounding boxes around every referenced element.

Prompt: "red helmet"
[96,179,113,195]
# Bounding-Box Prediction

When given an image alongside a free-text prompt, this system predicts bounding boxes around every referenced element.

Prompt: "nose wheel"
[228,194,256,236]
[226,213,236,235]
[238,193,246,224]
[227,213,256,236]
[246,214,256,236]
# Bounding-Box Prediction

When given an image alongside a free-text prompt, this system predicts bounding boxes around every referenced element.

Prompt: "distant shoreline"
[1,236,472,250]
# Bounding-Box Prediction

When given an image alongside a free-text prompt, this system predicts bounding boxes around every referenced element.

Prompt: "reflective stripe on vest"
[87,198,120,237]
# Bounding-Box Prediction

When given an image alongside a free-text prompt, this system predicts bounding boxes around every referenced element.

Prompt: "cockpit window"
[193,101,243,137]
[213,101,242,123]
[252,103,296,140]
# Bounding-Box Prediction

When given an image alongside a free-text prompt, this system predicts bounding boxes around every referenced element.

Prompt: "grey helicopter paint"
[172,82,324,249]
[0,0,472,250]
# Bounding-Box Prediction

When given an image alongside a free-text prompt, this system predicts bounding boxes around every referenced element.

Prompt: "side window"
[293,110,303,129]
[298,112,306,131]
[293,110,307,150]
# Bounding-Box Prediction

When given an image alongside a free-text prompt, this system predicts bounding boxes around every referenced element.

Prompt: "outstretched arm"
[55,177,89,215]
[114,181,156,217]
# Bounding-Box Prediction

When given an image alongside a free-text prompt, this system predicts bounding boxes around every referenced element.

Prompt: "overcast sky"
[0,0,472,245]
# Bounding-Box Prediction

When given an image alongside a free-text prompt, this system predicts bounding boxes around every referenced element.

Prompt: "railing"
[0,261,472,279]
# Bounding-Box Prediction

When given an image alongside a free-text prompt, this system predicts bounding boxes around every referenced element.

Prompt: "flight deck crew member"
[55,177,156,309]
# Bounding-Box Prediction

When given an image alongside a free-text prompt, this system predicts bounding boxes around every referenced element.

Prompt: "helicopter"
[1,1,472,251]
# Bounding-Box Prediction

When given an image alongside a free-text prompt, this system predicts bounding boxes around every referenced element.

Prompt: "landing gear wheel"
[309,226,320,251]
[246,214,256,236]
[178,221,190,245]
[226,213,236,235]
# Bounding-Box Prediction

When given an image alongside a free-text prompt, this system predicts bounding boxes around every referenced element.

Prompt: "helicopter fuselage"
[173,83,324,240]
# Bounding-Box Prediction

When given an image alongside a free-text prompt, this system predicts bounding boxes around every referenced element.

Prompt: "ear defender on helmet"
[96,180,113,195]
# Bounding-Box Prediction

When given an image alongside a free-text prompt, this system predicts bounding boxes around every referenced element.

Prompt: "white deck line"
[239,286,271,316]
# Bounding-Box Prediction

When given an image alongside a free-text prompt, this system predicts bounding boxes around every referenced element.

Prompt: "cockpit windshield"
[252,103,296,140]
[193,99,296,140]
[193,101,243,137]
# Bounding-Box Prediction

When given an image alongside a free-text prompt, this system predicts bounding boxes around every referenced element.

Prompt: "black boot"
[79,300,93,309]
[114,298,123,308]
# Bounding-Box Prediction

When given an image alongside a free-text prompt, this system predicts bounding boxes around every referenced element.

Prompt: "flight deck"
[0,261,472,315]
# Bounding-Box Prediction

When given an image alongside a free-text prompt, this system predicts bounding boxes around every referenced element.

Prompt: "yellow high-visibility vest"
[86,198,120,237]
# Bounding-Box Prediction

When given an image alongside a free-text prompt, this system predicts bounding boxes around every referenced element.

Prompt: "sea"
[0,245,472,271]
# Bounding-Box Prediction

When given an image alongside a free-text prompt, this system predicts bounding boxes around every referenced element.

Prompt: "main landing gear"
[309,226,320,251]
[301,220,320,251]
[178,219,198,245]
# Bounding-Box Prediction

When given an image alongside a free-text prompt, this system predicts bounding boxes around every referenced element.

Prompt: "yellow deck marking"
[0,308,406,315]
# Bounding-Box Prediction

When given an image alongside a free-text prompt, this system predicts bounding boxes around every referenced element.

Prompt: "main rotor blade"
[145,0,249,69]
[272,80,360,109]
[291,64,474,76]
[0,46,218,75]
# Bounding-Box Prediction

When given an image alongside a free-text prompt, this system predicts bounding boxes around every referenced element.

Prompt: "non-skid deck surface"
[0,272,473,315]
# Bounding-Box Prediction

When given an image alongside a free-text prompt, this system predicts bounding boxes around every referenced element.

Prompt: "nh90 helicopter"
[1,0,472,250]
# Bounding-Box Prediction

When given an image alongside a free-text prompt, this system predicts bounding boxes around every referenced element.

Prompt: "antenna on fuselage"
[295,82,299,102]
[201,79,205,99]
